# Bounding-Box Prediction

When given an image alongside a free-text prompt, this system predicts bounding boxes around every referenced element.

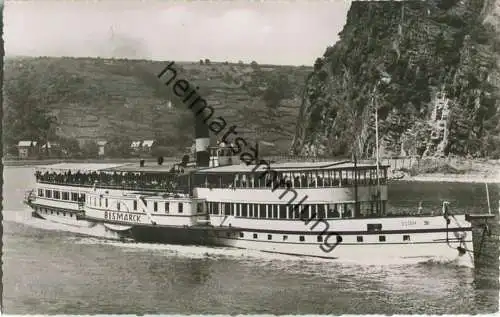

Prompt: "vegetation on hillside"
[4,57,312,157]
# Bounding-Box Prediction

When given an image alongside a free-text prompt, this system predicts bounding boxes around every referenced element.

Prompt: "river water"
[3,166,499,314]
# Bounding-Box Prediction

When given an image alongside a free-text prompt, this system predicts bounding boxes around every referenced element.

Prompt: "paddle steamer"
[25,139,473,261]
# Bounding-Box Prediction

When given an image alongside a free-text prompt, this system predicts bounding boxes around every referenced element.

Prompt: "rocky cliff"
[291,0,500,159]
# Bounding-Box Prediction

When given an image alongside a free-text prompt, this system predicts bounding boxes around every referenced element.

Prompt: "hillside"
[291,0,500,159]
[3,57,312,155]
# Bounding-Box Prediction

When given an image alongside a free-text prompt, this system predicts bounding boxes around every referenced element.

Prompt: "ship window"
[283,235,288,241]
[317,204,326,219]
[154,202,158,212]
[212,202,219,215]
[253,233,258,239]
[164,202,169,213]
[38,189,44,197]
[99,198,102,207]
[178,203,183,213]
[224,203,231,216]
[268,234,272,240]
[71,193,78,201]
[62,192,69,200]
[279,205,287,219]
[105,198,108,208]
[53,191,60,199]
[337,235,343,243]
[298,206,309,220]
[367,223,382,232]
[117,202,121,211]
[317,236,323,242]
[239,232,244,238]
[134,200,138,211]
[379,235,386,242]
[309,205,317,219]
[272,205,278,219]
[198,203,204,213]
[403,235,410,241]
[226,232,231,238]
[241,204,248,217]
[299,236,305,242]
[357,236,363,242]
[258,204,266,218]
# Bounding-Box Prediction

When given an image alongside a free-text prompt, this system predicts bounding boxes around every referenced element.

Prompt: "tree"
[81,140,99,158]
[4,63,58,150]
[58,136,81,158]
[106,135,132,158]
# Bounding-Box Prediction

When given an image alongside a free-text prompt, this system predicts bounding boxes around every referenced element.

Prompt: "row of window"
[197,168,388,189]
[38,189,85,202]
[38,207,74,218]
[207,202,387,219]
[86,196,205,214]
[219,232,411,242]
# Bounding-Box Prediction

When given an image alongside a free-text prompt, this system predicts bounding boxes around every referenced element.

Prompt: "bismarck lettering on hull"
[104,211,142,223]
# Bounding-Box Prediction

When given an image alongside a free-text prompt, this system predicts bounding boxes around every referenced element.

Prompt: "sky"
[4,0,351,66]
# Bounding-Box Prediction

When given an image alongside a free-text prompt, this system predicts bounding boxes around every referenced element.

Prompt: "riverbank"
[392,159,500,184]
[2,157,178,167]
[403,173,500,183]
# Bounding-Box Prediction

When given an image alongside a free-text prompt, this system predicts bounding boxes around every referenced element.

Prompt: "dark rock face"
[291,0,500,159]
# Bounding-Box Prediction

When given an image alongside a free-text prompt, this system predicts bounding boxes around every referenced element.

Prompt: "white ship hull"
[207,214,473,262]
[213,232,473,262]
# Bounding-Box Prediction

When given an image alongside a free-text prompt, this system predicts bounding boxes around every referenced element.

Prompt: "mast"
[486,182,491,215]
[372,84,381,214]
[353,151,359,217]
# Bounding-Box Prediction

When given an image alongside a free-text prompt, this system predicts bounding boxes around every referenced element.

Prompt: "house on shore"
[18,141,38,159]
[131,141,142,155]
[97,140,108,157]
[41,142,61,158]
[142,140,155,154]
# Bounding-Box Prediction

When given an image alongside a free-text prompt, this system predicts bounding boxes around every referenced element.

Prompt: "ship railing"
[37,180,189,193]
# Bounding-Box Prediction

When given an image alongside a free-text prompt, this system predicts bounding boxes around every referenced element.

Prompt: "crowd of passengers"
[198,171,387,189]
[35,168,387,191]
[35,169,186,191]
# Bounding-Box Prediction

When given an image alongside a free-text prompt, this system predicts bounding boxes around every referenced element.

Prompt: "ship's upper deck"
[195,160,388,174]
[35,163,126,173]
